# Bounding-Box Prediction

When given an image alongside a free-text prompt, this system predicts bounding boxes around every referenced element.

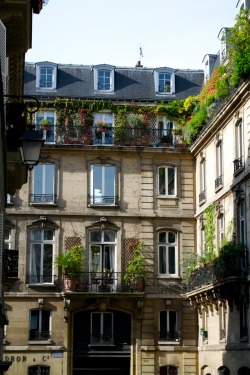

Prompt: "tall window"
[158,231,178,276]
[158,166,177,197]
[4,229,11,249]
[36,110,55,143]
[218,214,225,248]
[158,73,171,93]
[90,312,114,345]
[28,366,50,375]
[29,309,51,340]
[159,310,178,340]
[240,300,248,339]
[29,229,54,283]
[199,158,206,204]
[90,230,116,274]
[219,304,227,341]
[238,200,245,244]
[157,117,173,144]
[94,113,114,145]
[215,141,223,189]
[90,164,116,205]
[234,120,244,173]
[31,163,56,204]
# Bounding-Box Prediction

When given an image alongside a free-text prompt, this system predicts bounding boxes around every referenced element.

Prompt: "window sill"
[199,199,206,206]
[157,275,180,279]
[26,283,56,288]
[157,195,178,199]
[234,167,244,176]
[29,203,57,207]
[88,204,118,208]
[158,339,180,345]
[28,340,52,345]
[215,184,223,193]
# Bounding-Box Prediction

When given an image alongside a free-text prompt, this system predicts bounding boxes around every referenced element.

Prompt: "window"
[90,230,116,273]
[93,64,115,92]
[36,111,55,143]
[199,158,206,204]
[157,117,173,144]
[31,163,56,204]
[160,366,178,375]
[159,310,178,341]
[218,214,225,248]
[90,312,114,345]
[36,62,57,90]
[29,229,54,284]
[238,200,245,244]
[154,68,175,95]
[90,164,117,205]
[29,309,51,341]
[158,231,178,276]
[219,303,227,341]
[234,120,244,173]
[4,229,11,249]
[94,112,114,145]
[218,28,230,62]
[158,166,177,197]
[215,141,223,190]
[28,366,50,375]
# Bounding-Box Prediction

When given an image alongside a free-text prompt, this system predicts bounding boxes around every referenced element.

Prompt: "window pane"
[159,232,166,243]
[168,167,175,195]
[41,310,50,331]
[91,245,101,272]
[159,246,166,274]
[168,232,176,243]
[160,311,167,338]
[168,247,176,274]
[90,231,102,242]
[158,168,165,195]
[30,310,39,330]
[43,245,53,280]
[104,231,116,242]
[93,165,102,196]
[104,166,115,197]
[169,310,177,332]
[103,313,112,336]
[44,230,54,241]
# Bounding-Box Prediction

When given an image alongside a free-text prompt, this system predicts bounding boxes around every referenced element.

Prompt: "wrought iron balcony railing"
[3,249,18,280]
[90,333,114,346]
[62,271,145,293]
[199,190,206,204]
[29,330,51,341]
[30,194,57,204]
[187,251,248,292]
[27,274,58,284]
[215,175,223,190]
[233,156,244,173]
[38,124,185,148]
[88,194,118,206]
[159,331,179,341]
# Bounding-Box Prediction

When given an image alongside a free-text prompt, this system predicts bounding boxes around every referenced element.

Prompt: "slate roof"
[24,62,204,102]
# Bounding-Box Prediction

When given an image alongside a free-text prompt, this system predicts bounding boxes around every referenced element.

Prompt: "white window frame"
[159,310,179,341]
[36,62,57,90]
[4,228,11,249]
[157,166,177,197]
[93,64,115,93]
[235,120,244,169]
[216,141,223,183]
[31,163,56,204]
[89,230,117,273]
[219,303,227,341]
[154,68,175,95]
[29,309,51,341]
[29,229,55,284]
[90,164,117,205]
[158,231,178,277]
[238,199,245,244]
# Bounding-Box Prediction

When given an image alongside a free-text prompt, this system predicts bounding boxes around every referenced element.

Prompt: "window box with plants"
[123,243,145,291]
[54,245,85,291]
[39,119,52,131]
[161,133,173,147]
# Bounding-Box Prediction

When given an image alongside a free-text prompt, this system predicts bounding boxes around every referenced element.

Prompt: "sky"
[26,0,238,70]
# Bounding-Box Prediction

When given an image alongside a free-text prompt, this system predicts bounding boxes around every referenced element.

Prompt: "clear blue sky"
[26,0,238,70]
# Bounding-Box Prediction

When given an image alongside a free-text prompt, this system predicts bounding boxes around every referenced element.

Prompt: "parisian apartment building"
[2,1,250,375]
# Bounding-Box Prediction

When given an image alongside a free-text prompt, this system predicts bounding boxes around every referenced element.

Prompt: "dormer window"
[93,64,115,93]
[202,54,217,83]
[154,68,175,95]
[218,28,231,63]
[36,62,57,90]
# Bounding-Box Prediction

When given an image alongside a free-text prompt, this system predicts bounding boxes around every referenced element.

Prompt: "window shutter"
[0,20,6,96]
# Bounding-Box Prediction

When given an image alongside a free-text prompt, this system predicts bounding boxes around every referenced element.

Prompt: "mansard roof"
[24,62,204,102]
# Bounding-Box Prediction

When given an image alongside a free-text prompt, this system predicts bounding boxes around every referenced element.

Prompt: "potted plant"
[124,243,145,291]
[95,120,111,133]
[54,245,85,291]
[161,133,173,147]
[127,113,143,146]
[39,119,52,130]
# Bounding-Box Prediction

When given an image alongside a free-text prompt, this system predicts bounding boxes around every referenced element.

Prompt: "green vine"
[203,203,216,259]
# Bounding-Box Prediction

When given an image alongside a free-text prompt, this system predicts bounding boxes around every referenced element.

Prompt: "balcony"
[186,248,248,310]
[199,190,206,205]
[61,272,145,293]
[38,125,186,148]
[234,156,244,174]
[215,175,223,190]
[29,330,51,341]
[30,194,57,204]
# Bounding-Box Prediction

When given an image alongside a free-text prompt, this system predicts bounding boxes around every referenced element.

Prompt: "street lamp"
[19,130,45,170]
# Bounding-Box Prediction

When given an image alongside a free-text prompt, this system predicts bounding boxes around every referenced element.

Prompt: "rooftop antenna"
[136,47,143,67]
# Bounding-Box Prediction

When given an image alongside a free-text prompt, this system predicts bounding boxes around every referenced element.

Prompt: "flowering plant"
[95,120,111,131]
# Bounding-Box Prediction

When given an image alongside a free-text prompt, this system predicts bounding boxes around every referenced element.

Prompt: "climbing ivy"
[204,203,216,257]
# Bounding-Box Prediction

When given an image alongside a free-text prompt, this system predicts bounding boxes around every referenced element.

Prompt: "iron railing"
[234,156,244,173]
[187,251,248,292]
[159,331,179,341]
[215,175,223,190]
[90,333,114,346]
[199,190,206,204]
[62,271,145,293]
[3,249,18,279]
[27,274,58,284]
[29,330,51,341]
[37,125,185,148]
[30,194,57,204]
[88,194,118,206]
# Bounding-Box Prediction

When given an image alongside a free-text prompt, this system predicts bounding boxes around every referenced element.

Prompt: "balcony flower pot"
[39,119,52,130]
[124,243,145,291]
[54,245,85,291]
